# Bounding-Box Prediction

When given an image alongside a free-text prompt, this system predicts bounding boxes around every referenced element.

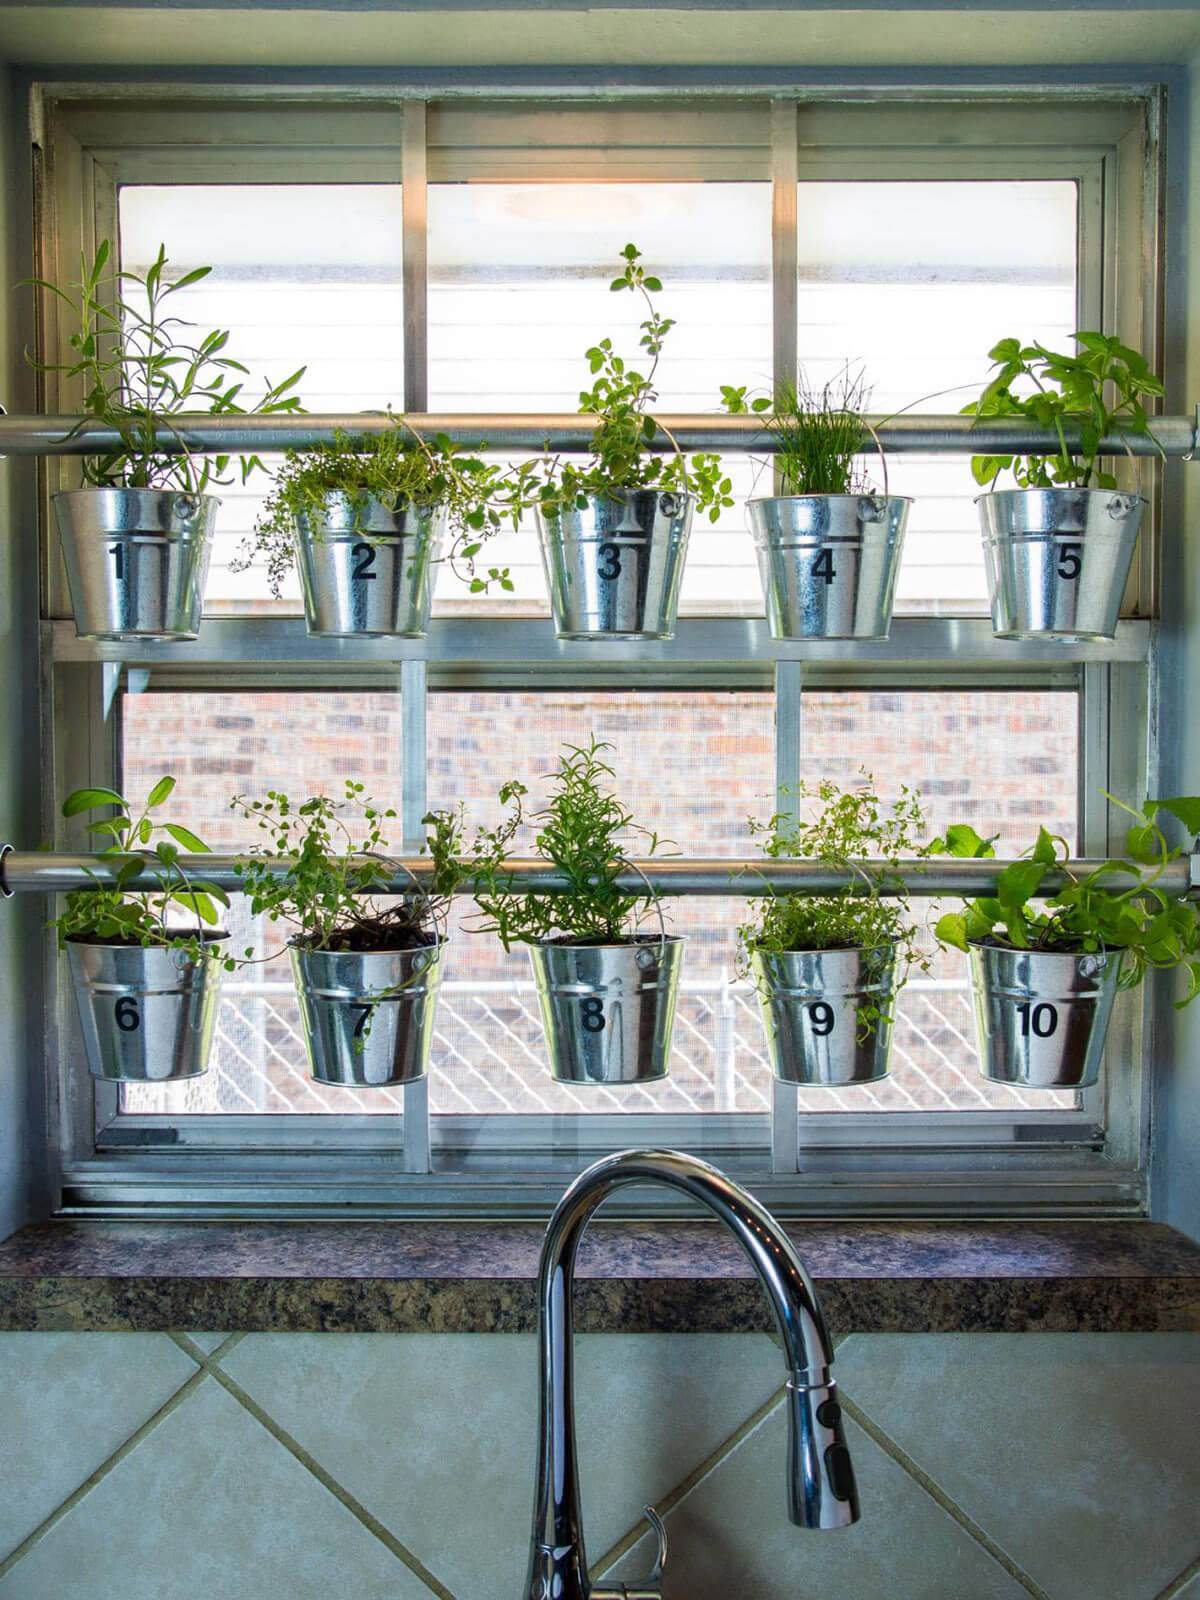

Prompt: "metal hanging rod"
[3,851,1196,899]
[0,413,1195,458]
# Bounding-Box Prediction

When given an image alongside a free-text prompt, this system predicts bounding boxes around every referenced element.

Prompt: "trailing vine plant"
[933,795,1200,1006]
[233,421,522,597]
[537,244,733,523]
[737,775,932,1036]
[965,332,1164,492]
[469,738,673,948]
[26,241,305,495]
[52,778,233,967]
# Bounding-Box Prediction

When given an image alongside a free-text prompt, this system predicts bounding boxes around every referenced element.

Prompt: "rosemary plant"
[27,241,305,495]
[469,739,672,948]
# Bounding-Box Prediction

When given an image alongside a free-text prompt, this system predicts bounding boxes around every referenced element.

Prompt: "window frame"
[34,82,1163,1218]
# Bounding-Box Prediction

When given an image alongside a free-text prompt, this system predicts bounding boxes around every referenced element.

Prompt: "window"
[39,89,1160,1215]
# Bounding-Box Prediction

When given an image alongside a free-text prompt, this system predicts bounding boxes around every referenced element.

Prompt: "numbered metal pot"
[976,488,1145,642]
[748,495,910,641]
[749,944,898,1086]
[294,492,445,638]
[967,941,1124,1089]
[290,941,444,1087]
[53,488,219,641]
[528,935,684,1085]
[536,489,692,640]
[67,935,228,1082]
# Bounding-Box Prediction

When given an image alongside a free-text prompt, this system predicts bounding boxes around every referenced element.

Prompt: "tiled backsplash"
[0,1331,1196,1600]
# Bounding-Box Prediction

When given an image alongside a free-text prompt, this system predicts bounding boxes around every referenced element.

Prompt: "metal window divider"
[400,657,432,1175]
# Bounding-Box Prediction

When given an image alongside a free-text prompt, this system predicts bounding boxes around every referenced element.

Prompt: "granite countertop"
[0,1218,1198,1333]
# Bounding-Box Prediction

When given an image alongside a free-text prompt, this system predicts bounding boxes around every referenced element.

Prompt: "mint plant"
[234,421,521,597]
[965,332,1164,492]
[53,777,233,965]
[231,782,463,955]
[469,739,672,948]
[27,241,305,496]
[721,367,878,497]
[737,776,931,1035]
[933,796,1200,1006]
[538,244,733,523]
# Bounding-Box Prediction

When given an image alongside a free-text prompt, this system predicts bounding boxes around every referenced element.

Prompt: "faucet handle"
[589,1506,668,1600]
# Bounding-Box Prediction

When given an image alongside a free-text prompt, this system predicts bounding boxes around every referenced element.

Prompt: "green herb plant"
[469,738,673,948]
[234,421,521,597]
[230,781,463,957]
[933,796,1200,1006]
[537,244,733,524]
[965,333,1164,492]
[721,367,878,497]
[737,776,932,1037]
[52,777,233,967]
[26,240,305,495]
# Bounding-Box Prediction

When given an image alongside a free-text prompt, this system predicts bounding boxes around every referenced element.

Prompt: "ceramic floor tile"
[0,1375,435,1600]
[605,1403,1029,1600]
[0,1332,198,1560]
[836,1332,1200,1600]
[221,1330,780,1600]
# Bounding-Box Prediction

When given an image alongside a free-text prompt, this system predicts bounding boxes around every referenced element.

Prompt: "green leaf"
[934,912,969,952]
[146,775,176,809]
[1032,826,1057,866]
[997,859,1049,910]
[62,786,126,817]
[164,823,211,852]
[1150,795,1200,836]
[170,890,218,926]
[934,823,996,859]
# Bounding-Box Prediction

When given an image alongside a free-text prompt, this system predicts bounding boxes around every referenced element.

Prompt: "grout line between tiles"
[591,1383,789,1580]
[1155,1550,1200,1600]
[171,1329,246,1368]
[837,1392,1054,1600]
[0,1364,211,1582]
[201,1358,459,1600]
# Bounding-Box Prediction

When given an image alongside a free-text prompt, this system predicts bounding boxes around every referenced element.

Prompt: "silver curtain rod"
[0,413,1195,458]
[3,851,1195,899]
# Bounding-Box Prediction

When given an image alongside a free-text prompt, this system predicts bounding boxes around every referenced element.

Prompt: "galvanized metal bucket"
[290,941,444,1087]
[53,488,219,641]
[528,935,684,1085]
[749,944,898,1086]
[294,492,445,638]
[535,490,692,640]
[976,487,1145,642]
[748,495,910,640]
[967,941,1124,1089]
[67,935,228,1082]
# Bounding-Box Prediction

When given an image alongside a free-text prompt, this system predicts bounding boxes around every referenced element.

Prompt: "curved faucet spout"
[525,1149,859,1600]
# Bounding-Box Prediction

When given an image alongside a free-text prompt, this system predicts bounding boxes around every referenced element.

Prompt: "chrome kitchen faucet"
[525,1149,859,1600]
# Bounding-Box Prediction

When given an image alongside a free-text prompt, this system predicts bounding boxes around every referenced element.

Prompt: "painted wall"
[1153,55,1200,1241]
[0,60,47,1243]
[0,1329,1196,1600]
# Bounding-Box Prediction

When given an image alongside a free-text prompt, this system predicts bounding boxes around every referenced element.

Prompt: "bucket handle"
[363,851,445,967]
[620,855,670,970]
[859,416,890,513]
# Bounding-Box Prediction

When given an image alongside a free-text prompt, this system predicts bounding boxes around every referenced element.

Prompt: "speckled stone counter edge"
[1,1218,1198,1332]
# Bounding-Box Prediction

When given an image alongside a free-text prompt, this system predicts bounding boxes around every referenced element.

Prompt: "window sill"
[0,1219,1196,1334]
